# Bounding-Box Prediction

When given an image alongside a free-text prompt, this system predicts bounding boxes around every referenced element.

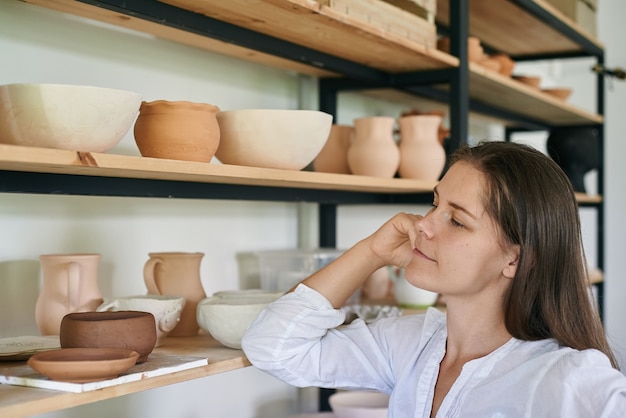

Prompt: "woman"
[242,141,626,416]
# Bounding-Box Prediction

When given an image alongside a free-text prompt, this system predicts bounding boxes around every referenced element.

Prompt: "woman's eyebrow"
[433,185,478,220]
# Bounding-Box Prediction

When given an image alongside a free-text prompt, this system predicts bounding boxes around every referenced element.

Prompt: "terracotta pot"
[478,56,502,73]
[134,100,220,162]
[491,54,516,77]
[143,252,206,337]
[397,114,446,181]
[347,116,399,178]
[437,36,483,62]
[312,124,353,174]
[35,254,104,336]
[513,75,541,89]
[60,311,156,363]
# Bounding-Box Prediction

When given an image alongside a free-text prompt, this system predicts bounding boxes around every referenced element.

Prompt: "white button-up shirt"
[242,284,626,417]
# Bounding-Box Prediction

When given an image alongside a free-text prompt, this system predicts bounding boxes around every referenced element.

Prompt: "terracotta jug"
[347,116,399,178]
[134,100,221,162]
[143,252,206,337]
[397,114,446,181]
[35,254,104,336]
[312,124,353,174]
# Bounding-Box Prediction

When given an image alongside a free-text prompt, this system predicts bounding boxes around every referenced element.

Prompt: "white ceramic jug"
[387,266,438,309]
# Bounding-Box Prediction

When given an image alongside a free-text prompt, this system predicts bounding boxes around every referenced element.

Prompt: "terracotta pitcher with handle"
[35,253,103,335]
[143,252,206,337]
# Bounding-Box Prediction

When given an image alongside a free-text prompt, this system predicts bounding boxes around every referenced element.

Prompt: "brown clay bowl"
[27,347,139,383]
[478,57,502,73]
[437,36,484,62]
[541,88,572,101]
[60,311,156,363]
[512,75,541,89]
[490,54,516,77]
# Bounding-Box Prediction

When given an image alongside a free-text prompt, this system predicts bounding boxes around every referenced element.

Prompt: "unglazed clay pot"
[398,114,446,181]
[312,124,353,174]
[36,254,104,336]
[134,100,220,162]
[143,252,206,337]
[60,311,156,363]
[347,116,399,178]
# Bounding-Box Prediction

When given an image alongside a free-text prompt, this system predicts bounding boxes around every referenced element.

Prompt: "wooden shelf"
[0,144,436,194]
[436,0,604,56]
[23,0,457,76]
[0,335,250,418]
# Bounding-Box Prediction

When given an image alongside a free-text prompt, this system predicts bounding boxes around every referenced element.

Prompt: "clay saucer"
[27,347,139,383]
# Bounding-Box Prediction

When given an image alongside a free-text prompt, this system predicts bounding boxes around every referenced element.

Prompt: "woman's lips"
[413,247,435,262]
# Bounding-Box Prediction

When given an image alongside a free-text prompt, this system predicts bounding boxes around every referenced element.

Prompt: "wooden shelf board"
[436,0,603,56]
[23,0,457,75]
[0,145,436,194]
[0,335,250,418]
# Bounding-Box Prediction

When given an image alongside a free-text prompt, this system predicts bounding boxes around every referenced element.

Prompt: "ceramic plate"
[27,347,139,382]
[0,336,61,361]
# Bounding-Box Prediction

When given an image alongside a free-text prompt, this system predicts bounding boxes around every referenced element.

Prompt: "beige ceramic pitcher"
[143,252,206,337]
[35,253,103,335]
[397,114,446,181]
[347,116,400,178]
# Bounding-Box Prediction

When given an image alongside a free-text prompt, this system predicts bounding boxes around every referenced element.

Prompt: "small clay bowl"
[541,88,572,101]
[513,75,541,89]
[60,311,156,363]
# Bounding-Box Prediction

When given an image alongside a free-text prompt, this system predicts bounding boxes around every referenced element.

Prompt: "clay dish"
[478,57,502,73]
[512,75,541,89]
[490,54,516,77]
[541,88,572,101]
[60,311,156,363]
[27,347,139,383]
[0,83,141,152]
[215,109,333,170]
[134,100,221,162]
[437,36,484,62]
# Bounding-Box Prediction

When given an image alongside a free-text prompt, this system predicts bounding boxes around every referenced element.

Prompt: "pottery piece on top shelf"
[97,295,185,347]
[312,124,353,174]
[134,100,221,162]
[35,254,104,336]
[512,75,541,89]
[143,252,206,337]
[60,311,156,363]
[347,116,399,178]
[0,83,141,152]
[478,56,502,73]
[437,36,484,62]
[397,114,446,181]
[490,54,516,77]
[541,87,572,101]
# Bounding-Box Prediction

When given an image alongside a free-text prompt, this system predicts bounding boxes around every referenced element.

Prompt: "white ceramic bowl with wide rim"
[329,390,390,418]
[0,83,142,152]
[215,109,333,170]
[196,292,282,349]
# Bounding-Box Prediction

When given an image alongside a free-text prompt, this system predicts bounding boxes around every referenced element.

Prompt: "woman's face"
[404,161,518,301]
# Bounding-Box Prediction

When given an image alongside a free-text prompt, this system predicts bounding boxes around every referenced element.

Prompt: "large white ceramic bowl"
[329,391,390,418]
[215,109,333,170]
[0,83,142,152]
[196,291,282,349]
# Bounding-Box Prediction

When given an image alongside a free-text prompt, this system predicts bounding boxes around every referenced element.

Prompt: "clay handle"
[143,256,163,295]
[67,262,81,311]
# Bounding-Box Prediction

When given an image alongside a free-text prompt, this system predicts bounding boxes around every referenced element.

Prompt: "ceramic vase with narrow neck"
[143,252,206,337]
[312,124,353,174]
[134,100,221,162]
[35,254,104,336]
[347,116,399,178]
[397,114,446,181]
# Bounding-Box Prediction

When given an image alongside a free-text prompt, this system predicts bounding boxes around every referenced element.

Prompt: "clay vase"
[134,100,221,162]
[143,252,206,337]
[347,116,399,178]
[35,254,104,336]
[312,124,353,174]
[60,311,157,363]
[397,114,446,181]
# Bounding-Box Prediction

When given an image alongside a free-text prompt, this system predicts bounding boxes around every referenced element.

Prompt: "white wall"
[1,0,625,417]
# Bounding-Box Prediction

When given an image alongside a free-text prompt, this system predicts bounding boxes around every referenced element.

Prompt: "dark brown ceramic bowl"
[60,311,156,363]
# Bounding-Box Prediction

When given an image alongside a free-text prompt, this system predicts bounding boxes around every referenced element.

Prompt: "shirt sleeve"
[241,283,397,393]
[532,348,626,417]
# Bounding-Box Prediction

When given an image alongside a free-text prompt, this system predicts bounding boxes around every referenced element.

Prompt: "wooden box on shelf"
[314,0,436,47]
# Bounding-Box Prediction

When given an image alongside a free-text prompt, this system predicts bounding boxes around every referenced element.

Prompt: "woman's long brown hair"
[450,141,618,369]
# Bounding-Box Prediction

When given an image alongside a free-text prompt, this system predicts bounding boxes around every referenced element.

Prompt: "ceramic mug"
[97,295,185,347]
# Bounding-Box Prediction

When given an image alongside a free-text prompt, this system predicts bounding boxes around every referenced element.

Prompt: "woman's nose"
[416,213,434,239]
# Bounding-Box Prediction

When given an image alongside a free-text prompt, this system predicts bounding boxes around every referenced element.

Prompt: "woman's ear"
[503,246,520,279]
